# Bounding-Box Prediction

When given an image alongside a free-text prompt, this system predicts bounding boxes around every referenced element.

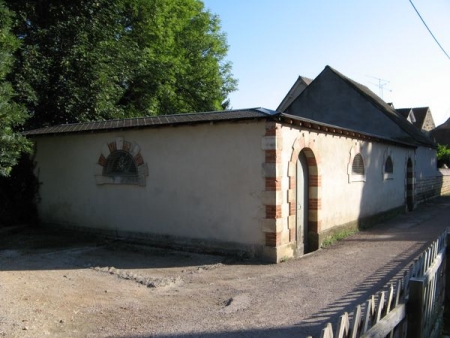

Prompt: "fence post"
[444,233,450,334]
[407,278,425,338]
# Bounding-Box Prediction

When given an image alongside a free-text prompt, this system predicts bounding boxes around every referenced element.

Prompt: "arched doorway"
[406,158,414,211]
[288,137,320,255]
[297,151,309,253]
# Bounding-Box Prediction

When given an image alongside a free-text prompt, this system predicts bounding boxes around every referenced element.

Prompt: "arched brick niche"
[95,137,148,186]
[287,133,321,253]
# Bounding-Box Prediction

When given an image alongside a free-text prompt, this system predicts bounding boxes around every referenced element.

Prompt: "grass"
[321,229,358,248]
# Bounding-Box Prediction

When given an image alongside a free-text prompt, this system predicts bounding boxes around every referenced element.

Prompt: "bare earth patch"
[1,197,450,337]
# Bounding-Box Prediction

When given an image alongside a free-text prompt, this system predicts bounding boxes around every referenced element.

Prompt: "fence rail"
[309,229,448,338]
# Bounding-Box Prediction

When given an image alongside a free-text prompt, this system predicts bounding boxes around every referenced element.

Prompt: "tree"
[0,0,30,176]
[6,0,237,129]
[437,144,450,168]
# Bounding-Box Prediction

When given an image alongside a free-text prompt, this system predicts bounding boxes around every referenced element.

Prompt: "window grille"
[103,150,138,177]
[384,156,393,174]
[352,154,365,175]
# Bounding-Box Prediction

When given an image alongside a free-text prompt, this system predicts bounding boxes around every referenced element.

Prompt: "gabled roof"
[315,66,435,147]
[23,108,278,136]
[277,76,312,112]
[396,108,415,121]
[396,106,434,131]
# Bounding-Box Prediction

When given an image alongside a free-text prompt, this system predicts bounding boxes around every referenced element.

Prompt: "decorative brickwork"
[265,232,282,247]
[95,137,148,186]
[262,122,286,251]
[287,133,321,252]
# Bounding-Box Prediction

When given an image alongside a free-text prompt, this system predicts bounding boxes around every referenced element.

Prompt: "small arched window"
[103,150,138,177]
[384,156,393,174]
[352,153,365,175]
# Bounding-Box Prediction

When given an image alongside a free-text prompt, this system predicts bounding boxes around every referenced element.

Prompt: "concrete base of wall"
[41,222,264,260]
[262,243,296,263]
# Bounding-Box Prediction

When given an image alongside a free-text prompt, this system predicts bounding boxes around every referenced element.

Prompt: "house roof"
[325,66,435,147]
[23,108,278,136]
[396,108,413,119]
[23,107,417,148]
[277,76,312,112]
[396,106,432,130]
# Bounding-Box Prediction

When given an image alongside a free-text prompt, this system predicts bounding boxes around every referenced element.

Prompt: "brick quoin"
[265,149,281,163]
[265,205,282,219]
[265,177,281,191]
[265,232,281,247]
[265,123,278,136]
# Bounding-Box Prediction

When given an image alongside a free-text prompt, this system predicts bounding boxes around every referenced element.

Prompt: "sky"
[202,0,450,126]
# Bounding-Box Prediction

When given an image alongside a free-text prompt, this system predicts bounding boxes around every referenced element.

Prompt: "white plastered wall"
[279,124,413,233]
[34,121,266,250]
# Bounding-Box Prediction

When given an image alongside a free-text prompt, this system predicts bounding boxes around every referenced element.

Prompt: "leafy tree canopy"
[437,144,450,168]
[0,0,30,176]
[6,0,237,129]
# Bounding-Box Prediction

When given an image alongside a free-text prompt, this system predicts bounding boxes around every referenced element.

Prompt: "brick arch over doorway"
[288,135,321,253]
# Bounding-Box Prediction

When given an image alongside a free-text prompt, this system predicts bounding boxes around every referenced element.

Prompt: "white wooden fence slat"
[375,291,385,323]
[386,284,394,314]
[359,303,406,338]
[336,312,349,338]
[363,297,374,333]
[320,323,334,338]
[351,305,362,338]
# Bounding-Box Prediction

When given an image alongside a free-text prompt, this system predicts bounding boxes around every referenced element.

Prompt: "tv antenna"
[366,75,392,99]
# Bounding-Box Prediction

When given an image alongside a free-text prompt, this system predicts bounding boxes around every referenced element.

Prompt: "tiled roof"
[396,106,431,130]
[23,105,418,148]
[396,108,412,119]
[326,66,435,147]
[23,108,277,136]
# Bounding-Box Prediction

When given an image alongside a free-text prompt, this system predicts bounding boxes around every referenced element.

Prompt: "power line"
[408,0,450,61]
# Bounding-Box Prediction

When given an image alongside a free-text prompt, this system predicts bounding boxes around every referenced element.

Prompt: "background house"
[396,107,436,133]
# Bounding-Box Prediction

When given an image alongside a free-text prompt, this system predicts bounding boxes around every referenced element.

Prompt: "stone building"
[24,66,447,262]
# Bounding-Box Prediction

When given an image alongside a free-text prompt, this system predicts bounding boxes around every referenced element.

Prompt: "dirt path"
[1,197,450,338]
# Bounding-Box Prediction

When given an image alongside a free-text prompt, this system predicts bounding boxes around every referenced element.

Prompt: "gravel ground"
[1,196,450,338]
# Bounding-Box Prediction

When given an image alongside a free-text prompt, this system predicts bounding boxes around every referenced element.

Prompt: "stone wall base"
[41,222,263,260]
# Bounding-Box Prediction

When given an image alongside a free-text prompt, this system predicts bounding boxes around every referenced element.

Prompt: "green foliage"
[0,154,39,225]
[0,0,30,176]
[437,144,450,168]
[6,0,237,129]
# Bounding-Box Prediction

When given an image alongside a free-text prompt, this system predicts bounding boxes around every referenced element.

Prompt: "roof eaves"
[22,109,273,137]
[278,112,417,148]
